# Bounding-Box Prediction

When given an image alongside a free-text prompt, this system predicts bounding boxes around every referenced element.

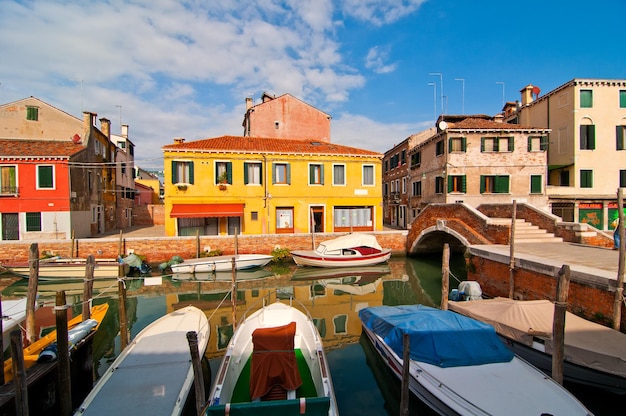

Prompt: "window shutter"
[461,175,467,193]
[531,175,542,193]
[480,138,485,152]
[272,163,276,184]
[580,125,587,149]
[171,161,178,184]
[480,176,485,193]
[320,165,324,185]
[226,162,232,183]
[189,161,194,184]
[447,176,453,193]
[540,136,548,151]
[617,126,625,150]
[309,165,315,184]
[508,137,514,152]
[461,137,467,151]
[589,125,595,149]
[244,162,249,184]
[527,137,532,152]
[286,164,291,184]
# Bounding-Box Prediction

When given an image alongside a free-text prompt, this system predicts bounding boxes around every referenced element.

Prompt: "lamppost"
[455,78,465,114]
[429,72,444,115]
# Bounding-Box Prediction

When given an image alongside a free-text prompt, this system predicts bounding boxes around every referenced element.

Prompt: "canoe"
[74,305,209,416]
[169,254,273,274]
[291,233,391,268]
[3,303,109,383]
[359,304,592,415]
[206,301,338,416]
[449,296,626,394]
[2,257,127,280]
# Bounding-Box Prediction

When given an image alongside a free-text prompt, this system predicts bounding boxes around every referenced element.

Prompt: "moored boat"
[359,304,592,415]
[206,300,338,416]
[1,298,30,352]
[448,296,626,395]
[74,305,209,416]
[2,257,127,280]
[290,233,391,268]
[169,254,273,274]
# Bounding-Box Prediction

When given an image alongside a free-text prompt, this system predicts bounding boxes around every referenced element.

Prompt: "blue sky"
[1,0,624,170]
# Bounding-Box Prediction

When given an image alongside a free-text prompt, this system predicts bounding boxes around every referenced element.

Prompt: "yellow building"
[162,136,383,236]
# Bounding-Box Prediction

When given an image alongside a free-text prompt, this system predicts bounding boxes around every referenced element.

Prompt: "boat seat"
[250,321,302,401]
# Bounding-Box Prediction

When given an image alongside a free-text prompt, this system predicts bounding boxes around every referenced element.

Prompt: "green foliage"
[201,249,223,258]
[271,247,291,263]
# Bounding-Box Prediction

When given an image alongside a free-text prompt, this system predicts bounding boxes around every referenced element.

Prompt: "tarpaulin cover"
[250,322,302,400]
[359,304,513,368]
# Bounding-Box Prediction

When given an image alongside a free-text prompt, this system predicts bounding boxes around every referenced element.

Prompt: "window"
[215,161,232,185]
[383,160,389,173]
[412,181,422,197]
[251,211,258,221]
[435,140,444,156]
[580,125,595,150]
[362,165,374,186]
[527,136,548,152]
[244,162,262,185]
[26,106,38,121]
[621,91,626,108]
[390,154,400,169]
[276,207,294,233]
[480,175,510,194]
[559,170,570,186]
[410,151,421,168]
[26,212,41,232]
[400,150,406,165]
[580,169,593,188]
[333,164,345,185]
[580,89,593,108]
[620,170,626,188]
[481,137,514,152]
[401,177,407,194]
[447,175,466,193]
[435,177,444,194]
[272,163,291,184]
[383,182,388,196]
[449,137,466,152]
[309,164,324,185]
[333,207,373,231]
[617,126,626,150]
[171,160,194,184]
[0,165,17,194]
[530,175,542,194]
[36,165,54,189]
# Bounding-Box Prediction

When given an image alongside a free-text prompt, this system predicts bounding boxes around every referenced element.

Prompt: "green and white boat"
[206,301,338,416]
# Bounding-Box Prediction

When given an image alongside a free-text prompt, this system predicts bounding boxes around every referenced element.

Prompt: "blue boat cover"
[359,305,514,368]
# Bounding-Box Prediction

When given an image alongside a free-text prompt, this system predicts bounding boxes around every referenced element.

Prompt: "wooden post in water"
[56,290,72,416]
[509,200,517,299]
[196,230,200,258]
[231,257,237,329]
[440,243,450,310]
[10,330,28,416]
[118,278,129,350]
[614,188,625,330]
[186,331,205,416]
[83,255,96,321]
[118,230,123,258]
[399,333,410,416]
[71,230,76,258]
[234,229,239,256]
[552,265,570,385]
[26,243,39,345]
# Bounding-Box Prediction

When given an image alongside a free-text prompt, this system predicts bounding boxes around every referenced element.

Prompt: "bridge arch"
[409,221,472,254]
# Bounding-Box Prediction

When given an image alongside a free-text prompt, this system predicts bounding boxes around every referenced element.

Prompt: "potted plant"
[217,172,228,190]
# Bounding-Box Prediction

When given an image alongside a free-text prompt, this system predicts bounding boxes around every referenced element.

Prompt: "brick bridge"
[406,202,613,255]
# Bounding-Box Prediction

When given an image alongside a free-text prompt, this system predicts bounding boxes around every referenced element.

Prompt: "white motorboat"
[290,233,391,268]
[169,254,273,274]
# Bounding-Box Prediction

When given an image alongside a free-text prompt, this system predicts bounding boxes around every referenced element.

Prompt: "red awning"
[170,203,244,218]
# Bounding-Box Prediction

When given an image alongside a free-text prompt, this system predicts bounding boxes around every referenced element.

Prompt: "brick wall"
[132,204,165,226]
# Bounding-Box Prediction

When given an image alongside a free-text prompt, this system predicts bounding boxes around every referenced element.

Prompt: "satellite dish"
[438,121,448,131]
[71,133,81,143]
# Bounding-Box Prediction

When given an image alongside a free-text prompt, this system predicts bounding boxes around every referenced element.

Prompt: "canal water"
[2,254,619,415]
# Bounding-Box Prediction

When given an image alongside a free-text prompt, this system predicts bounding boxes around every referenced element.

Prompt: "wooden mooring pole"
[440,243,450,310]
[186,331,206,416]
[552,265,570,385]
[26,243,39,346]
[509,200,517,299]
[10,330,28,416]
[83,255,95,321]
[399,333,410,416]
[231,257,237,329]
[614,188,625,331]
[118,278,129,350]
[56,290,72,416]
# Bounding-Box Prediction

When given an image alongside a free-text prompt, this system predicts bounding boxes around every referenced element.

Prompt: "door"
[1,213,19,240]
[311,207,324,233]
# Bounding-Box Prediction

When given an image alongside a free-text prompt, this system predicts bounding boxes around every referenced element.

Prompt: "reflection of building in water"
[162,271,413,359]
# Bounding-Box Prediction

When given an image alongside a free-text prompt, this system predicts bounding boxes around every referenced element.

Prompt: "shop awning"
[170,203,244,218]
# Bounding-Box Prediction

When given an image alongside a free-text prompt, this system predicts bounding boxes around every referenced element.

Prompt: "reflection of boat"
[172,268,273,282]
[291,264,391,281]
[2,257,127,280]
[169,254,273,274]
[359,305,591,416]
[3,277,121,298]
[449,297,626,395]
[2,298,30,351]
[3,303,109,383]
[290,233,391,268]
[207,301,338,415]
[75,305,209,416]
[323,278,381,296]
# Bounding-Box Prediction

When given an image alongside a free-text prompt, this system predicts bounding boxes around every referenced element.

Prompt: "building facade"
[512,79,626,230]
[162,136,383,237]
[408,115,550,215]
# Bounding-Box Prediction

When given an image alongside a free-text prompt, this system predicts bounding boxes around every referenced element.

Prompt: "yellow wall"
[163,150,383,236]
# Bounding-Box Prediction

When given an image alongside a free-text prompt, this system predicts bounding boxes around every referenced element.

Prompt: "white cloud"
[365,46,397,74]
[341,0,428,26]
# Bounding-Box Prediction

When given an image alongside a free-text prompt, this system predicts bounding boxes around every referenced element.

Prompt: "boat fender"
[300,397,306,414]
[224,403,230,416]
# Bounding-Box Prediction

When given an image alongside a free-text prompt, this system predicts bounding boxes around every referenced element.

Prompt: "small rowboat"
[2,257,127,280]
[169,254,273,274]
[206,301,338,415]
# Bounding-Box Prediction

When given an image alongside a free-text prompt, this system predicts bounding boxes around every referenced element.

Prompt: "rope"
[448,270,463,284]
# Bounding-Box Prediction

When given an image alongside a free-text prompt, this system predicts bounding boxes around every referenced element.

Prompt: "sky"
[1,0,624,171]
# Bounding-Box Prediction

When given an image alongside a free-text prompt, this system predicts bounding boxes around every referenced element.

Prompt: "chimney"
[100,118,111,138]
[493,113,504,123]
[121,124,129,138]
[173,137,185,144]
[246,97,253,110]
[520,85,535,106]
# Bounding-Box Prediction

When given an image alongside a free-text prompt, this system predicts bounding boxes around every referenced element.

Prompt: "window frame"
[435,176,444,194]
[580,169,593,188]
[527,136,548,152]
[36,165,54,189]
[447,175,466,193]
[580,89,593,108]
[480,175,510,194]
[580,125,596,150]
[26,212,42,232]
[435,140,445,156]
[215,161,233,185]
[309,163,324,185]
[412,180,422,197]
[171,160,194,185]
[244,161,263,185]
[332,164,346,186]
[272,162,291,185]
[0,165,18,195]
[530,175,543,194]
[26,106,38,121]
[410,151,421,168]
[276,207,294,233]
[448,137,467,153]
[362,164,374,186]
[620,90,626,108]
[617,126,626,151]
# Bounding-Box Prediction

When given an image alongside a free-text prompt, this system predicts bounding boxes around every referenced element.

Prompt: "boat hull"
[290,249,391,268]
[170,254,272,274]
[74,305,209,416]
[5,258,127,280]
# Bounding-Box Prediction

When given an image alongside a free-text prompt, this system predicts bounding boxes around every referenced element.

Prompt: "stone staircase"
[490,218,563,243]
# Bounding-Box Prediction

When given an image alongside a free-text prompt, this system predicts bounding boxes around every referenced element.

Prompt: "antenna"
[429,72,444,114]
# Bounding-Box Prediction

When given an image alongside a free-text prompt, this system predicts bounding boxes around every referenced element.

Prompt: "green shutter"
[38,166,53,188]
[272,163,276,184]
[580,90,593,108]
[461,175,466,193]
[621,91,626,108]
[447,176,453,193]
[530,175,542,194]
[508,137,514,152]
[540,136,548,151]
[527,137,532,152]
[480,176,486,193]
[495,176,509,193]
[244,162,249,184]
[588,125,595,149]
[461,137,467,151]
[226,162,232,184]
[286,164,291,184]
[448,139,452,153]
[189,161,194,184]
[309,165,315,184]
[480,138,485,152]
[171,161,177,184]
[617,126,625,150]
[320,165,324,185]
